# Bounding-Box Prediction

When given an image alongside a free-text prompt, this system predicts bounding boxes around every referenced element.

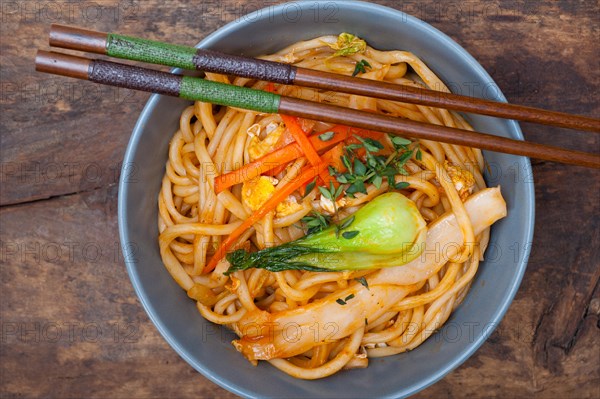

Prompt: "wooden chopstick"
[48,24,600,133]
[34,50,600,169]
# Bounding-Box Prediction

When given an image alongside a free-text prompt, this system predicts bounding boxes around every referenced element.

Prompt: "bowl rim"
[118,1,535,397]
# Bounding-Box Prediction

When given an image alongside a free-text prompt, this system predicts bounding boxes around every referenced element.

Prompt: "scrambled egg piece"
[241,176,303,217]
[247,122,285,161]
[444,161,475,201]
[281,49,299,64]
[275,195,304,217]
[242,176,277,211]
[319,196,348,215]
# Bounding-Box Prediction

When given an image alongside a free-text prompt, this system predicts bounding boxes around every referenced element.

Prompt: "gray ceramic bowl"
[118,1,535,397]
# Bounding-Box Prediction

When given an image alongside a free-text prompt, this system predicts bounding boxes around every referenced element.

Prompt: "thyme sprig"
[353,59,372,76]
[330,135,416,197]
[305,135,417,237]
[336,293,356,305]
[301,211,332,235]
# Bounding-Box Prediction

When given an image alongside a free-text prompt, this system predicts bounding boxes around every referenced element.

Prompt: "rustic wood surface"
[1,1,598,398]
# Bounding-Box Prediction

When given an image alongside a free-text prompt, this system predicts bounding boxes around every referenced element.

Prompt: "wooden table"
[1,1,598,397]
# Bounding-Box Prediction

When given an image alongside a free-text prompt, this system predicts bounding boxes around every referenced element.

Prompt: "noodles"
[157,34,506,379]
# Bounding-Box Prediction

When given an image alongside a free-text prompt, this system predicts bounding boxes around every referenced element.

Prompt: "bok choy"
[225,192,427,274]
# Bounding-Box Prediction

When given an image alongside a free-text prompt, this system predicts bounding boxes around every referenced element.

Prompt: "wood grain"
[1,1,598,398]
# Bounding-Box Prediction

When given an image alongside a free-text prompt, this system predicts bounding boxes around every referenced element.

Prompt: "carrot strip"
[318,143,346,190]
[205,144,345,272]
[263,162,289,177]
[298,142,347,192]
[215,127,350,193]
[213,125,387,193]
[266,124,371,178]
[302,127,391,190]
[215,145,301,193]
[318,167,337,189]
[265,82,276,93]
[280,115,327,180]
[274,125,295,149]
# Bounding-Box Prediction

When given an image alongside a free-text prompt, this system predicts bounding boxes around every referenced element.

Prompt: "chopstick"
[35,50,600,168]
[48,24,600,133]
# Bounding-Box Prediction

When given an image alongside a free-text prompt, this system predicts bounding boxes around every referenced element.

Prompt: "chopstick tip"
[48,24,107,54]
[35,50,91,79]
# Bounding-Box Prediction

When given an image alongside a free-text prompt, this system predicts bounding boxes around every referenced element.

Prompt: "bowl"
[118,1,535,397]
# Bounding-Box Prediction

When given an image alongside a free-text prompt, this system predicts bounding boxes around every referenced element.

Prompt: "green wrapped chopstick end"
[180,76,281,114]
[106,33,281,114]
[107,33,198,70]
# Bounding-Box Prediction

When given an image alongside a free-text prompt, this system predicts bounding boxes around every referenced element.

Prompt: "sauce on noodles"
[157,33,506,379]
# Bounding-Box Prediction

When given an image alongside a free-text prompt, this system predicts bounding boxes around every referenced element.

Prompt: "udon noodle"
[158,34,506,379]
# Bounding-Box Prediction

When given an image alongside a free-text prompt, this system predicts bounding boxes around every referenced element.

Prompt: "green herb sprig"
[306,136,418,239]
[301,211,332,235]
[225,192,427,274]
[353,59,372,76]
[355,276,369,290]
[330,135,417,197]
[336,293,356,305]
[318,131,335,141]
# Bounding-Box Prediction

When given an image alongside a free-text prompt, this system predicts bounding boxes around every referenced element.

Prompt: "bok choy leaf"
[225,192,427,274]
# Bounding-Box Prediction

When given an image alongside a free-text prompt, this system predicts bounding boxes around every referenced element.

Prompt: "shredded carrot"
[316,142,346,190]
[298,140,347,192]
[263,162,289,177]
[265,82,276,93]
[214,125,387,193]
[280,115,327,181]
[215,126,352,193]
[274,125,295,149]
[323,143,345,166]
[205,143,345,273]
[215,143,300,193]
[265,124,356,178]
